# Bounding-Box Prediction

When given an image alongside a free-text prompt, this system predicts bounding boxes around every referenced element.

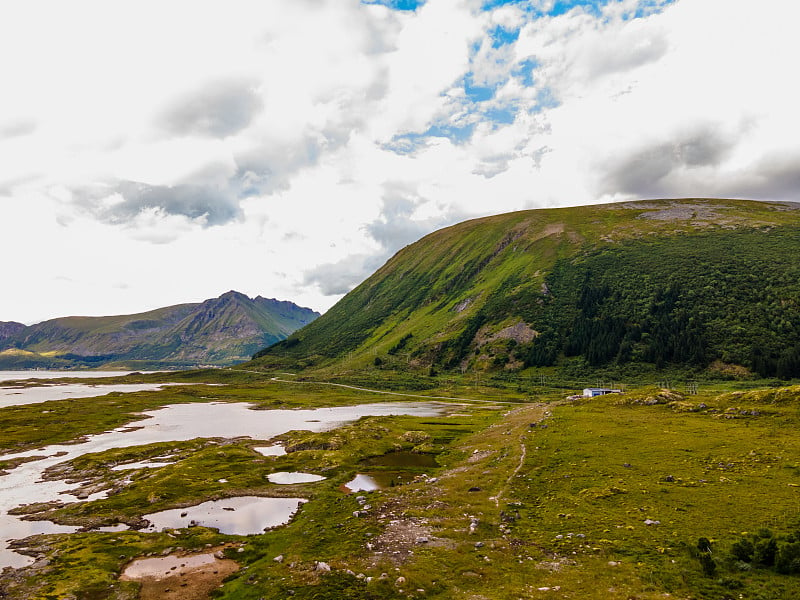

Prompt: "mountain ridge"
[0,291,319,369]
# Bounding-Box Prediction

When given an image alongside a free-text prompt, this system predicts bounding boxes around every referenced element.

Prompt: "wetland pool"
[342,471,421,493]
[0,400,447,569]
[143,496,307,535]
[267,472,326,485]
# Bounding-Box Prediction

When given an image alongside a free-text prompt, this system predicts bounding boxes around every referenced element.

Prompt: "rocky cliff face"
[0,322,25,341]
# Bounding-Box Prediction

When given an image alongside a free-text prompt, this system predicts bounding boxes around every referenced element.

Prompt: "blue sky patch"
[481,0,675,19]
[530,87,560,113]
[484,105,517,126]
[464,74,499,103]
[513,57,538,87]
[426,122,476,143]
[627,0,677,19]
[548,0,675,18]
[481,0,528,9]
[384,122,477,155]
[361,0,425,10]
[488,24,520,48]
[548,1,607,17]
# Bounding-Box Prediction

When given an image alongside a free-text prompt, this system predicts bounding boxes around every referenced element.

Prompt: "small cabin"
[583,387,622,398]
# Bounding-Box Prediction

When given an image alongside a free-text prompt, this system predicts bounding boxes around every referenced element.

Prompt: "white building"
[583,387,622,397]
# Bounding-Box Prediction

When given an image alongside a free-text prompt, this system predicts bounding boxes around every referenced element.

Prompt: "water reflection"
[143,496,306,535]
[267,472,325,485]
[341,472,416,493]
[342,473,382,493]
[0,371,155,382]
[110,460,175,471]
[253,445,286,457]
[0,382,188,409]
[121,551,220,577]
[362,451,438,468]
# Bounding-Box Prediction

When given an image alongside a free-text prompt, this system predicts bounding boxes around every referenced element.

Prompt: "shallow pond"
[342,473,382,492]
[342,471,418,492]
[143,496,306,535]
[253,445,286,457]
[120,547,240,600]
[110,460,175,471]
[121,551,221,578]
[267,472,326,485]
[362,451,439,468]
[0,400,446,568]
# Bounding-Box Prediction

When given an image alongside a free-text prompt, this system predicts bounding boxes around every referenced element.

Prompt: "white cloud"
[1,0,799,323]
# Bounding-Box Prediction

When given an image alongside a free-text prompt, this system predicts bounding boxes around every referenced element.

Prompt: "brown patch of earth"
[120,548,239,600]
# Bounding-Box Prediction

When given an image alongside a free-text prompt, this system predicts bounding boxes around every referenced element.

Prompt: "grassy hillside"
[253,199,800,379]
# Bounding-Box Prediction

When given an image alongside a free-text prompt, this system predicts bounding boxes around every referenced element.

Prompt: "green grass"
[4,374,800,599]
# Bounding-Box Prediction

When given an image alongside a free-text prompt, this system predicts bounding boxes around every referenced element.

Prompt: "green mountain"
[254,199,800,378]
[0,291,319,369]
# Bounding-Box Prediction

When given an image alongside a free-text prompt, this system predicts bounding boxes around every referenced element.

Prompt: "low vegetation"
[2,374,800,599]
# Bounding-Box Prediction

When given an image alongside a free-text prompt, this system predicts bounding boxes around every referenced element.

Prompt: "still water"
[143,496,307,535]
[0,370,157,382]
[0,370,175,409]
[0,400,446,569]
[267,472,326,485]
[0,382,186,409]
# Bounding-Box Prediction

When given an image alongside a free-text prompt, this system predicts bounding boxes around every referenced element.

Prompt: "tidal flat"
[2,373,800,600]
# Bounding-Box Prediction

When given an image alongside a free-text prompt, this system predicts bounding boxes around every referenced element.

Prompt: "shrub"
[775,542,800,574]
[730,538,754,562]
[753,536,778,567]
[698,552,717,576]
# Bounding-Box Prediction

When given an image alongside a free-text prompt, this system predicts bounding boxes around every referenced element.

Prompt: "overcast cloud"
[1,0,799,323]
[158,79,264,138]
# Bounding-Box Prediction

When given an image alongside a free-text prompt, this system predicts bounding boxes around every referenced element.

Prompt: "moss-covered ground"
[2,375,800,599]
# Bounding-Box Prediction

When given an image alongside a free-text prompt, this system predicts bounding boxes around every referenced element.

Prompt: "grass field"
[2,375,800,599]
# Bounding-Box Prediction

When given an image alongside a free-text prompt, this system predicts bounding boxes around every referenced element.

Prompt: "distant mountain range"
[0,291,319,370]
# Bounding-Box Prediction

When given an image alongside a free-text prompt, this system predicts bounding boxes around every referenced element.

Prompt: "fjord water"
[0,401,446,569]
[0,371,148,382]
[0,369,180,409]
[0,381,183,409]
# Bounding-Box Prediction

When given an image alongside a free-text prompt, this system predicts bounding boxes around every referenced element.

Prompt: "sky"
[1,0,799,324]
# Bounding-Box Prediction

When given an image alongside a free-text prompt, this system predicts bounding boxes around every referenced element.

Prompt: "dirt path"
[495,438,528,508]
